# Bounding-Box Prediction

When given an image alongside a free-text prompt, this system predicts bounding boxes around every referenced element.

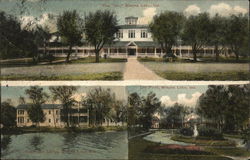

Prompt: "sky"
[0,0,248,28]
[1,85,126,106]
[1,84,208,107]
[126,85,208,108]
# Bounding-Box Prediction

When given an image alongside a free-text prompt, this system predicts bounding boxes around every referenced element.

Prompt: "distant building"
[41,17,232,58]
[16,103,89,128]
[151,116,160,129]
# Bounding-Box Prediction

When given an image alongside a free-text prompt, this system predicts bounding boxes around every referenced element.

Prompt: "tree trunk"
[235,51,239,61]
[193,51,197,62]
[66,45,72,63]
[215,45,219,62]
[95,50,99,63]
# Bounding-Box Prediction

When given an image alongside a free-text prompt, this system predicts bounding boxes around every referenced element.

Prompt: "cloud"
[72,93,87,102]
[160,96,176,107]
[138,7,157,25]
[160,92,202,108]
[20,13,57,32]
[208,3,248,17]
[184,5,201,17]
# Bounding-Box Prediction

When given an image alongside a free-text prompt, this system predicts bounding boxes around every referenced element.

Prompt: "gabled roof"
[17,104,62,109]
[104,41,161,48]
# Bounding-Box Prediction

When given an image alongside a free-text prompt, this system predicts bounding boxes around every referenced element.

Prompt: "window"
[128,30,135,38]
[48,110,51,114]
[56,119,59,123]
[27,119,29,123]
[116,30,123,38]
[18,117,24,123]
[48,119,51,123]
[56,110,59,115]
[141,30,148,38]
[18,110,24,115]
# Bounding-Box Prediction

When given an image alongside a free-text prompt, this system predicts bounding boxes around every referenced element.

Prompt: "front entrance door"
[128,48,136,56]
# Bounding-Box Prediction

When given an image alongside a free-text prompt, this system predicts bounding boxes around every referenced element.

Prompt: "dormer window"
[141,30,148,38]
[128,30,135,38]
[125,17,138,25]
[116,30,123,39]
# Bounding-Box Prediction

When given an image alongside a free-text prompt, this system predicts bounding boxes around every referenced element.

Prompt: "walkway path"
[123,57,164,80]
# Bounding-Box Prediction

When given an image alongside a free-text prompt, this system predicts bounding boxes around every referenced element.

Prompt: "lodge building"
[41,16,231,58]
[16,103,121,128]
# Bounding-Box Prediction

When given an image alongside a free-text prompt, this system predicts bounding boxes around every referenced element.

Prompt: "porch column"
[117,48,119,56]
[154,47,157,57]
[108,47,110,56]
[180,46,182,57]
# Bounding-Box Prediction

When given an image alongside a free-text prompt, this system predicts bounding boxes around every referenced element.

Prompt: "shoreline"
[1,126,127,135]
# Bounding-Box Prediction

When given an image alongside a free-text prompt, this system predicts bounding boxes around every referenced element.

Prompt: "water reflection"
[29,135,44,151]
[1,135,12,150]
[1,135,12,157]
[1,131,128,159]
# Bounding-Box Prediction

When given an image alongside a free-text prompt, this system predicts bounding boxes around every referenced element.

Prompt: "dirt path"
[123,57,164,80]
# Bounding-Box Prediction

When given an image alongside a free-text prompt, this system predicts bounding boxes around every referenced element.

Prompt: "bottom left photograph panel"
[1,84,128,159]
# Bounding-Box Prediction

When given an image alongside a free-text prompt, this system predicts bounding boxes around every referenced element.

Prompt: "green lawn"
[156,71,250,80]
[70,57,127,63]
[129,136,232,160]
[138,56,250,63]
[0,72,123,80]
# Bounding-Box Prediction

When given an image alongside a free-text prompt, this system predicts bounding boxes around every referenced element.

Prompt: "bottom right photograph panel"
[126,84,250,160]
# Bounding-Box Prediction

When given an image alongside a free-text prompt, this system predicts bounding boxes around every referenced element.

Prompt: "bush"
[198,127,224,140]
[180,127,194,136]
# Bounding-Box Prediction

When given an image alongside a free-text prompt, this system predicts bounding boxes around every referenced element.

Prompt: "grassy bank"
[171,135,236,147]
[1,126,127,134]
[156,71,250,80]
[129,136,232,160]
[0,72,123,80]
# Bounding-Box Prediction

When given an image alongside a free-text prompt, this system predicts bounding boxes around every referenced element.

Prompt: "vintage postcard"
[1,82,250,159]
[0,0,249,160]
[0,0,249,81]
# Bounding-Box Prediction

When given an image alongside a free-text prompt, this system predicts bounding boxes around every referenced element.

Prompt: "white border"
[1,81,249,86]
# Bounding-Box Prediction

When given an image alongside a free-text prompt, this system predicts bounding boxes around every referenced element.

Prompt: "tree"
[33,25,51,59]
[150,11,185,57]
[25,86,48,126]
[127,92,143,127]
[49,86,77,127]
[198,85,250,132]
[85,10,119,62]
[127,92,161,130]
[164,103,187,128]
[197,85,228,131]
[209,14,227,62]
[1,101,16,128]
[57,10,83,62]
[84,88,115,126]
[182,13,210,62]
[140,92,161,130]
[224,85,250,131]
[224,14,248,61]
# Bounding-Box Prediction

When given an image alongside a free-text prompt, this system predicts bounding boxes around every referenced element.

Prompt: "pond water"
[1,131,128,159]
[143,131,192,146]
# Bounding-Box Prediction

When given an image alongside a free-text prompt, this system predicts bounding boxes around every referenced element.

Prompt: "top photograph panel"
[0,0,249,81]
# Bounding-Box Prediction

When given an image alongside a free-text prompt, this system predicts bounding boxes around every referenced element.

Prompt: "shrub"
[180,127,194,136]
[198,127,224,140]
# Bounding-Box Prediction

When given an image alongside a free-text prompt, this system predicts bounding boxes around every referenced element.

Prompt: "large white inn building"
[43,16,229,58]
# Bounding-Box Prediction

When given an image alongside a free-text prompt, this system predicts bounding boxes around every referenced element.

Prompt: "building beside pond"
[40,16,232,58]
[16,103,89,128]
[16,103,121,128]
